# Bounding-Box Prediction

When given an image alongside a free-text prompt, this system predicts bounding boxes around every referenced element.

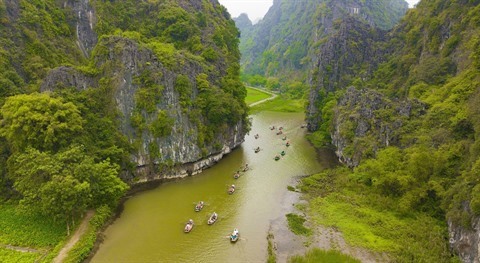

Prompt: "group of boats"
[183,163,248,242]
[184,201,217,232]
[233,163,249,179]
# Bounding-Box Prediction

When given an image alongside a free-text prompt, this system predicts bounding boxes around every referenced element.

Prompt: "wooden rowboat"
[184,219,194,233]
[208,212,218,225]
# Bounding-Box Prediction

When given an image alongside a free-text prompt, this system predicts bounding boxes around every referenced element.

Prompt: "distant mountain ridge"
[236,0,408,81]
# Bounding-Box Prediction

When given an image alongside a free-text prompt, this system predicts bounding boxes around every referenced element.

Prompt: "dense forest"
[0,0,247,261]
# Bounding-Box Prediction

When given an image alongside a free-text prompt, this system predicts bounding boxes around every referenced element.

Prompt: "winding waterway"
[91,111,334,262]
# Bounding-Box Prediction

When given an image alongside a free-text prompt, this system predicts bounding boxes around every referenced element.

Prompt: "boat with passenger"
[228,184,236,194]
[208,212,218,225]
[195,201,204,212]
[234,172,240,179]
[230,228,239,242]
[184,219,194,233]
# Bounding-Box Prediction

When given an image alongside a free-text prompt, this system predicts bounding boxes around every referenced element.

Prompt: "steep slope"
[0,0,247,185]
[306,0,480,260]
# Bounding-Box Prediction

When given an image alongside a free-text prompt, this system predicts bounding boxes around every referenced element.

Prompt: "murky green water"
[91,112,332,263]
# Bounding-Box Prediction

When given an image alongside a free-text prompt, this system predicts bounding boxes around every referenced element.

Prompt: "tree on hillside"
[0,93,83,152]
[8,145,128,234]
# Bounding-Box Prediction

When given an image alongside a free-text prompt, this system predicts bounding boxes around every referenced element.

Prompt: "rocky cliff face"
[38,0,247,182]
[331,87,424,167]
[42,37,245,169]
[449,215,480,263]
[306,16,388,131]
[67,0,97,57]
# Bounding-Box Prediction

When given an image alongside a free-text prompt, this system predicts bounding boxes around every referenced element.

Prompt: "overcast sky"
[218,0,421,22]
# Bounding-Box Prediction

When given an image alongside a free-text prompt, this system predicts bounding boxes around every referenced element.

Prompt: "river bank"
[89,111,327,262]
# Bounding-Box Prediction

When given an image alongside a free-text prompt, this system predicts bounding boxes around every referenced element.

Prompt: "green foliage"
[148,110,174,138]
[302,169,455,262]
[0,204,66,247]
[133,71,164,113]
[174,74,193,109]
[267,232,276,263]
[64,206,112,263]
[0,93,83,152]
[286,213,312,236]
[288,248,360,263]
[7,145,128,225]
[0,247,40,263]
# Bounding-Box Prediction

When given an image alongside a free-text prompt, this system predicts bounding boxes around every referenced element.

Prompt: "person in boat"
[279,126,283,130]
[254,133,259,139]
[286,141,290,146]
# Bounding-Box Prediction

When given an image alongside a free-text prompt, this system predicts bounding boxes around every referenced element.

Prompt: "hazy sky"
[218,0,421,22]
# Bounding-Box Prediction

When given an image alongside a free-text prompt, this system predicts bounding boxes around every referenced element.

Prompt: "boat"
[230,228,239,242]
[242,164,249,172]
[279,126,283,130]
[282,136,287,141]
[195,201,204,212]
[234,172,240,179]
[276,130,283,135]
[270,126,275,130]
[301,123,307,128]
[254,134,259,139]
[228,184,235,194]
[207,212,218,225]
[286,141,290,147]
[184,219,194,233]
[254,147,261,153]
[274,155,280,161]
[280,150,286,156]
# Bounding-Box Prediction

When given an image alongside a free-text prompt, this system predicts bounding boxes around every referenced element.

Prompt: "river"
[91,111,334,262]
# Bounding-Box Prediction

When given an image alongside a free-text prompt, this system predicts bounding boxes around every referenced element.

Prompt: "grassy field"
[249,95,305,114]
[245,87,272,105]
[288,248,361,263]
[0,204,68,262]
[0,204,67,248]
[0,247,41,263]
[301,171,455,262]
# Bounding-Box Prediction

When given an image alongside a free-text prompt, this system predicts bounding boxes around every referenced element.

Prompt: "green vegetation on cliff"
[0,0,246,261]
[304,0,480,261]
